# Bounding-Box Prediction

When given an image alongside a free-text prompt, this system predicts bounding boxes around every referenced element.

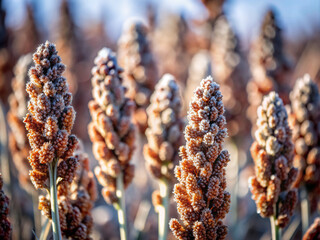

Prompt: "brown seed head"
[289,74,320,211]
[7,54,33,189]
[211,15,250,136]
[88,48,135,204]
[144,74,184,182]
[153,13,189,85]
[185,51,212,113]
[247,10,291,134]
[24,41,78,189]
[118,20,157,133]
[170,76,230,239]
[249,91,297,228]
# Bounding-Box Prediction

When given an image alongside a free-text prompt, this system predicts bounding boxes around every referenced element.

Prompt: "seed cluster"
[7,54,33,188]
[88,48,135,204]
[288,74,320,211]
[247,10,291,133]
[0,173,11,240]
[14,5,39,56]
[55,0,80,94]
[249,92,298,228]
[185,51,212,111]
[24,41,79,189]
[144,74,184,182]
[154,14,190,84]
[170,76,230,239]
[211,15,249,136]
[118,20,157,133]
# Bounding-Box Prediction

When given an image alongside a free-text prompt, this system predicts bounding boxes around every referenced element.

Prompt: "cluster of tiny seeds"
[210,15,249,136]
[247,10,291,135]
[55,0,83,95]
[144,73,184,183]
[88,48,135,204]
[7,54,33,188]
[288,74,320,211]
[170,76,230,240]
[118,20,158,133]
[153,13,190,84]
[24,41,79,189]
[249,92,298,228]
[4,12,315,240]
[185,51,212,113]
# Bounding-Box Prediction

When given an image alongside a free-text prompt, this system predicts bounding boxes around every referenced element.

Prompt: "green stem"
[39,218,51,240]
[301,185,310,234]
[114,172,128,240]
[270,215,280,240]
[32,191,42,237]
[158,178,169,240]
[49,159,62,240]
[0,100,10,191]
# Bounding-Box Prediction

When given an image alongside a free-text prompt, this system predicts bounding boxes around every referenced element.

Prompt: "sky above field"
[3,0,320,48]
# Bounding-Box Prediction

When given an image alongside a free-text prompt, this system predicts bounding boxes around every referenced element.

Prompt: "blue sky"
[3,0,320,47]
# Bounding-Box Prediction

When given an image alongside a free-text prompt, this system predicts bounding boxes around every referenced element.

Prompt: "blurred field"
[0,0,319,239]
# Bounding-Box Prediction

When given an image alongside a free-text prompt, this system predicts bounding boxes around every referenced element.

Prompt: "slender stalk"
[114,171,128,240]
[39,218,51,240]
[48,159,62,240]
[132,200,151,240]
[0,100,21,239]
[282,216,300,240]
[301,185,310,234]
[158,178,169,240]
[32,191,41,237]
[0,100,10,190]
[270,215,280,240]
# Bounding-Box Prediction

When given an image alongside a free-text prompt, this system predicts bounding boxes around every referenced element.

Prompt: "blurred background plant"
[0,0,319,239]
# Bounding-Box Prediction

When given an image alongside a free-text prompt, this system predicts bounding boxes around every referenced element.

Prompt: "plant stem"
[158,178,169,240]
[270,215,280,240]
[132,200,151,240]
[301,185,310,234]
[114,171,128,240]
[32,191,41,237]
[0,100,20,239]
[49,159,62,240]
[0,100,10,191]
[39,218,51,240]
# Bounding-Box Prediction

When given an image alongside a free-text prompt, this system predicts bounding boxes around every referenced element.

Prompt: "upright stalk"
[49,158,62,240]
[32,191,41,237]
[301,185,310,234]
[114,171,127,240]
[158,178,169,240]
[270,211,280,240]
[39,218,51,240]
[0,100,20,239]
[0,100,10,191]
